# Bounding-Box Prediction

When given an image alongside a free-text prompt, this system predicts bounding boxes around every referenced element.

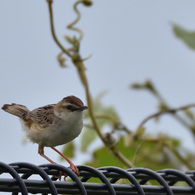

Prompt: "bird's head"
[54,96,88,121]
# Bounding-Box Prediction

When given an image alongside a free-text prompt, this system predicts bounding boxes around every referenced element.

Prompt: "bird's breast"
[27,118,83,147]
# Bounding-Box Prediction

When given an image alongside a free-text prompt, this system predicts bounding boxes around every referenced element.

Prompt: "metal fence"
[0,162,195,195]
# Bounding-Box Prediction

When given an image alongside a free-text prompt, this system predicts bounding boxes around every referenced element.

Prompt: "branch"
[136,103,195,135]
[132,80,195,135]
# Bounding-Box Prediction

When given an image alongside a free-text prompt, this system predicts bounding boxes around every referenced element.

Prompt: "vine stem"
[46,0,133,168]
[47,0,71,58]
[76,62,133,167]
[67,0,83,41]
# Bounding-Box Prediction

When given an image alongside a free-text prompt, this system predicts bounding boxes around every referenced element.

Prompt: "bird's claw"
[51,171,67,181]
[69,164,79,176]
[51,165,79,181]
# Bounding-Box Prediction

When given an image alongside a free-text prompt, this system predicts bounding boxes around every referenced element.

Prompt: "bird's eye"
[66,105,73,110]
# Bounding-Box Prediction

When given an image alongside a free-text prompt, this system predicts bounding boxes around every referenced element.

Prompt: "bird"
[2,95,88,176]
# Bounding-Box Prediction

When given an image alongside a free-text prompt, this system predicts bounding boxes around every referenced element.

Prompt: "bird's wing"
[29,104,56,127]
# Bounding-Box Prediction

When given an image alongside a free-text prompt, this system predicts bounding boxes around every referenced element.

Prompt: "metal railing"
[0,162,195,194]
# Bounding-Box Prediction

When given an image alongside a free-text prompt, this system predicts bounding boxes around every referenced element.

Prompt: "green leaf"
[82,0,93,7]
[57,52,68,68]
[166,137,181,148]
[61,142,75,160]
[158,103,170,111]
[136,127,145,137]
[131,80,156,94]
[85,137,182,171]
[86,137,136,168]
[184,109,194,120]
[64,35,75,45]
[85,91,120,126]
[172,23,195,50]
[81,127,97,152]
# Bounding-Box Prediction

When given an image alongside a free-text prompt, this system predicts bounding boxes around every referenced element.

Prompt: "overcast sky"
[1,0,195,167]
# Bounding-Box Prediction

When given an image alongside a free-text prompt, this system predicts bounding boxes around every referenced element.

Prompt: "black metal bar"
[40,163,87,195]
[130,168,174,195]
[10,162,58,195]
[0,162,195,195]
[99,166,145,195]
[79,165,116,195]
[158,169,195,193]
[0,162,28,195]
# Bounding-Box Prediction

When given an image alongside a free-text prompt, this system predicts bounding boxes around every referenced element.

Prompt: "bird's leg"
[38,145,56,163]
[38,145,64,180]
[51,147,79,176]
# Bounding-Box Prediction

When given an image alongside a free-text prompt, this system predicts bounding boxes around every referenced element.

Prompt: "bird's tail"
[2,103,30,121]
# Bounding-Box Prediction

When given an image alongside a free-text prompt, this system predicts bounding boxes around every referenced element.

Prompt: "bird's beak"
[79,106,88,111]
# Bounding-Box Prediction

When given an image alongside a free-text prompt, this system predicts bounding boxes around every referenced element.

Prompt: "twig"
[163,141,193,170]
[132,80,195,134]
[136,103,195,134]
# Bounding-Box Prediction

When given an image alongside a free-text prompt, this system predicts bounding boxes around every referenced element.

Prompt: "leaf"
[64,35,79,51]
[57,52,68,68]
[158,103,170,111]
[172,23,195,50]
[136,127,145,137]
[85,91,120,125]
[85,136,182,171]
[61,142,75,160]
[131,80,156,94]
[184,109,194,120]
[86,137,138,169]
[64,35,75,45]
[166,137,181,148]
[82,0,93,7]
[124,133,133,147]
[91,91,108,114]
[81,127,97,152]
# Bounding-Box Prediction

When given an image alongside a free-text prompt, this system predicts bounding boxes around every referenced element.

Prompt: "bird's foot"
[51,164,79,180]
[51,171,67,181]
[69,164,79,176]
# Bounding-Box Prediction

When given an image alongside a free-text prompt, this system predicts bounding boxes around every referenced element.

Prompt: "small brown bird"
[2,96,88,176]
